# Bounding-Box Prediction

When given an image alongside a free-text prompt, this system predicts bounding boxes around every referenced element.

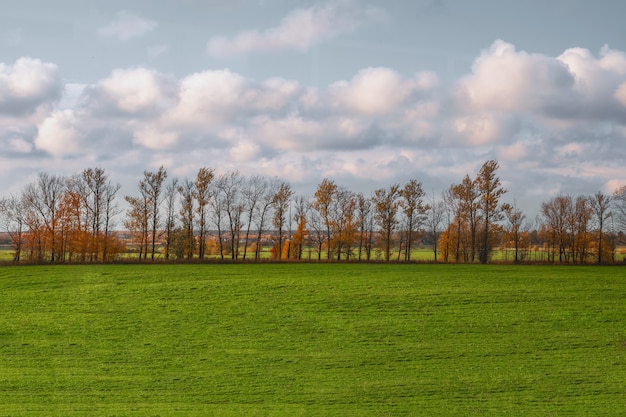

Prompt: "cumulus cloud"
[133,126,179,149]
[0,57,62,116]
[456,40,575,114]
[329,67,415,115]
[34,110,82,156]
[168,70,300,128]
[98,11,158,42]
[206,0,385,57]
[87,67,177,117]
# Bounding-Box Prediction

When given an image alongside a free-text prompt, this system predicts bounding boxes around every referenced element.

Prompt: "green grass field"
[0,264,625,416]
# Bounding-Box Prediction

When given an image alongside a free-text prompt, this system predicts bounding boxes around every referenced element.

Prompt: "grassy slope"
[0,264,624,416]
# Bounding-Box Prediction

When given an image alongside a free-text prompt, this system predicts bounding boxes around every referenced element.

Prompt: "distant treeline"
[1,161,625,265]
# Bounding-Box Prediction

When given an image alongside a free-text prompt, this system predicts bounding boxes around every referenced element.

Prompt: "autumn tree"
[476,160,507,264]
[329,188,356,261]
[291,196,309,260]
[373,184,400,262]
[446,176,479,262]
[313,178,337,260]
[24,173,65,262]
[271,181,294,260]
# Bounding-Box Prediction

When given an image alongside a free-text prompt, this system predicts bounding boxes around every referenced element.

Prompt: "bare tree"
[590,192,612,264]
[163,178,179,260]
[502,200,526,263]
[254,178,278,261]
[0,194,27,262]
[142,166,168,260]
[177,178,196,260]
[399,179,429,261]
[426,191,446,262]
[194,167,214,260]
[355,193,373,261]
[221,171,244,260]
[241,175,266,260]
[613,186,626,243]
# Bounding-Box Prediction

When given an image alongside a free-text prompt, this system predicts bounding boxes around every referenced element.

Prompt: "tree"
[0,194,28,262]
[541,195,572,263]
[613,185,626,242]
[355,193,373,261]
[253,178,277,261]
[399,180,429,261]
[447,176,479,262]
[502,201,526,263]
[142,166,168,260]
[241,175,266,260]
[163,178,179,260]
[373,184,400,262]
[194,167,214,259]
[177,178,196,260]
[221,171,243,260]
[591,192,612,264]
[313,178,337,260]
[291,196,309,260]
[426,191,446,262]
[271,182,294,260]
[476,160,507,264]
[24,173,65,262]
[330,188,356,261]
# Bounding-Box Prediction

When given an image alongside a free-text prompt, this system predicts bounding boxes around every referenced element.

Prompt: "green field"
[0,264,625,416]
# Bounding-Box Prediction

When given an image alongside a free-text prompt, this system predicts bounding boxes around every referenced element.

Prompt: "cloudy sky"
[1,0,626,217]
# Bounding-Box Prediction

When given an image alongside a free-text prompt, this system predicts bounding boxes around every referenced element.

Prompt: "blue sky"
[1,0,626,216]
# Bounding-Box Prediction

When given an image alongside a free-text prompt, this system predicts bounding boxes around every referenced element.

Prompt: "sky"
[1,0,626,219]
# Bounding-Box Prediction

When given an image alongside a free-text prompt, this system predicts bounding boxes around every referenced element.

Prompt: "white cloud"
[206,1,385,57]
[330,67,414,115]
[34,110,82,156]
[0,57,62,116]
[98,11,158,42]
[92,67,177,116]
[168,70,299,127]
[133,126,178,149]
[457,40,575,113]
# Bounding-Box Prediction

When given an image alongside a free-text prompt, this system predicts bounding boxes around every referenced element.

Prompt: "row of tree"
[1,161,625,264]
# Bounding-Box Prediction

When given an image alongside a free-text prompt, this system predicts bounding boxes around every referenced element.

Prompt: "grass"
[0,263,625,416]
